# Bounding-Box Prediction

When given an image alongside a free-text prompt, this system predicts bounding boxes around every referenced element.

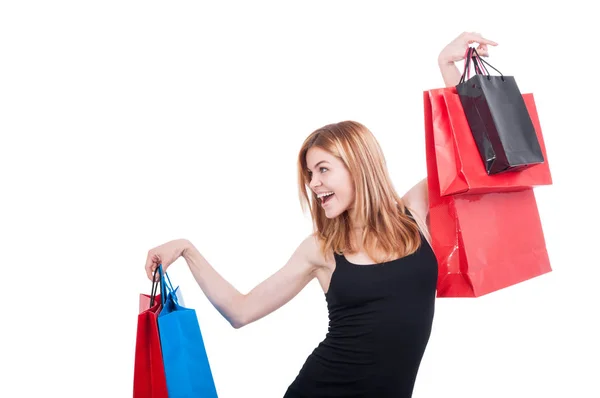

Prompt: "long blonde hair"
[297,120,422,264]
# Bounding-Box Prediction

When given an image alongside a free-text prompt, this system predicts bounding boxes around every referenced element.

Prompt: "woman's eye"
[307,168,327,179]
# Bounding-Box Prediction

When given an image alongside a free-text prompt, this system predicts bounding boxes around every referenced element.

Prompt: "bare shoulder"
[299,232,333,270]
[402,178,431,241]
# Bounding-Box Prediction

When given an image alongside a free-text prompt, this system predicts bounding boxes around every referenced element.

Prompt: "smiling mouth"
[322,193,334,205]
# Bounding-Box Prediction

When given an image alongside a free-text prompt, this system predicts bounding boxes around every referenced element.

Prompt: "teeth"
[317,192,334,198]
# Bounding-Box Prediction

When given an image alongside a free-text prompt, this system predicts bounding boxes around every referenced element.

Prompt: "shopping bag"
[157,265,219,397]
[456,47,545,175]
[139,280,185,312]
[133,271,169,398]
[139,293,159,313]
[432,86,552,196]
[424,90,552,297]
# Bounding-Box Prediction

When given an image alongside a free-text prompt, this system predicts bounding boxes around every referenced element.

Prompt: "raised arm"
[438,31,498,87]
[402,32,499,238]
[146,234,322,329]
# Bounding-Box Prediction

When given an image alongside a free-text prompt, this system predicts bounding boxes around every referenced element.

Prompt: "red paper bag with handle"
[424,89,552,297]
[133,273,168,398]
[433,86,552,196]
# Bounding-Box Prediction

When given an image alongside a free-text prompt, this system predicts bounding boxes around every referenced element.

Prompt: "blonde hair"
[297,120,422,264]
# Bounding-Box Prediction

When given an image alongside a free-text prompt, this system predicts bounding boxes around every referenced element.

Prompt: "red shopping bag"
[431,87,552,196]
[133,279,168,398]
[140,283,184,312]
[424,90,552,297]
[139,293,156,313]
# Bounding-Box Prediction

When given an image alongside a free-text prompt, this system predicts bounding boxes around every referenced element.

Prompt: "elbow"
[229,295,248,329]
[231,321,243,329]
[231,317,246,329]
[232,322,245,329]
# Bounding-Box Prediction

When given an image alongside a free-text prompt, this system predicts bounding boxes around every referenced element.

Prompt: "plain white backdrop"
[1,1,598,397]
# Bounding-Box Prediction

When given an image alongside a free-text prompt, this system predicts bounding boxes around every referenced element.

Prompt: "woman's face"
[306,146,355,219]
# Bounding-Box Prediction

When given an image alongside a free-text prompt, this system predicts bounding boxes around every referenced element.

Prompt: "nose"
[309,174,322,191]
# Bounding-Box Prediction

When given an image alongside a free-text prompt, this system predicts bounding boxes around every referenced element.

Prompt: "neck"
[347,207,363,227]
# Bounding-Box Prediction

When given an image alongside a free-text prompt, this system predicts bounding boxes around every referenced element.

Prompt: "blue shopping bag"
[156,265,219,398]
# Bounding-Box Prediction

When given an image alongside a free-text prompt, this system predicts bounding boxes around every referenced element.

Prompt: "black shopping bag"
[456,48,544,175]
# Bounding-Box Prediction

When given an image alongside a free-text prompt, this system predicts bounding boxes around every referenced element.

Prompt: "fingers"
[479,38,498,46]
[145,251,159,281]
[145,252,153,280]
[464,31,498,46]
[476,35,497,46]
[461,32,496,59]
[477,44,489,57]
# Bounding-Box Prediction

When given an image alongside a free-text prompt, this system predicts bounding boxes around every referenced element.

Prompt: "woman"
[145,32,498,397]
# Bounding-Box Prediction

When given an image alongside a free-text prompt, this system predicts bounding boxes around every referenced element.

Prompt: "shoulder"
[299,232,334,270]
[401,178,431,241]
[402,178,429,216]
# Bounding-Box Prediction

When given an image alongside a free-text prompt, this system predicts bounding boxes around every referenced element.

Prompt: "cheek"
[344,189,355,204]
[342,177,354,199]
[337,184,354,204]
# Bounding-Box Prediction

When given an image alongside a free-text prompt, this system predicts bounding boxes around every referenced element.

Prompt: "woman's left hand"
[438,32,498,65]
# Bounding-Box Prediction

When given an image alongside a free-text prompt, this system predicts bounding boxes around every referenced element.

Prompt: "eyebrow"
[307,160,329,171]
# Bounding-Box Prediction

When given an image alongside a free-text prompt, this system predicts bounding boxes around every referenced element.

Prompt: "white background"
[1,1,598,397]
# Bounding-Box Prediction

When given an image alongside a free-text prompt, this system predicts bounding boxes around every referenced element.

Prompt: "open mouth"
[321,193,335,205]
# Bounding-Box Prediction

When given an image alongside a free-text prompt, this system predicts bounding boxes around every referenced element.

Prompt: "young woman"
[144,31,498,397]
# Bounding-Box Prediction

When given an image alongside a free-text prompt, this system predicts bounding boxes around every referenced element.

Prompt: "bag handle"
[465,47,474,80]
[460,47,475,83]
[471,48,504,79]
[471,49,486,76]
[459,47,505,84]
[156,264,180,306]
[149,267,162,308]
[163,270,179,305]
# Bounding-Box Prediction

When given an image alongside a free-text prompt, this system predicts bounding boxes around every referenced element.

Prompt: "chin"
[324,206,346,219]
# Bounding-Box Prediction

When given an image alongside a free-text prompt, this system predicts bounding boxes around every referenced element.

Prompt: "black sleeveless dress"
[283,217,438,397]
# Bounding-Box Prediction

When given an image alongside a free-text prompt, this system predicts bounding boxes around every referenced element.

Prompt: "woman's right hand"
[438,31,498,65]
[145,238,189,280]
[437,31,498,87]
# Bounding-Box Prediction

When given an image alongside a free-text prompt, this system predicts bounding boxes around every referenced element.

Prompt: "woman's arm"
[402,33,498,239]
[438,31,498,87]
[403,178,431,243]
[438,58,462,88]
[180,234,322,328]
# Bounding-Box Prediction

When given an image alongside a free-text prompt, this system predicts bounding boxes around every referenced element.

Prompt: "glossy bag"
[432,85,552,196]
[139,284,184,312]
[424,89,552,297]
[133,271,169,398]
[157,265,219,397]
[456,48,546,175]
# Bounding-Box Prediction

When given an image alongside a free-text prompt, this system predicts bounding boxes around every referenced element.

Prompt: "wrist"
[437,54,454,67]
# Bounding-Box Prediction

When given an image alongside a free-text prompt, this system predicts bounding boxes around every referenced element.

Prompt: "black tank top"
[284,213,438,397]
